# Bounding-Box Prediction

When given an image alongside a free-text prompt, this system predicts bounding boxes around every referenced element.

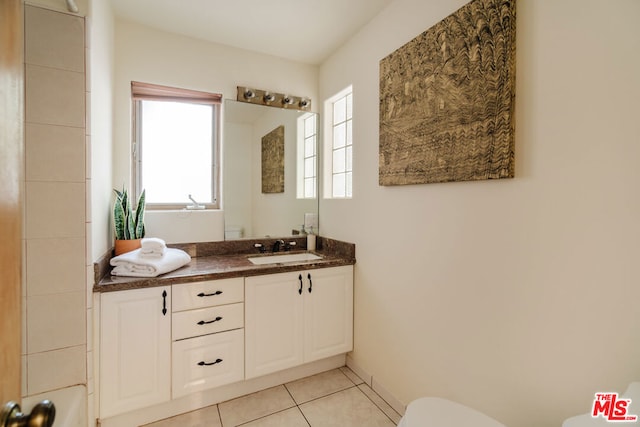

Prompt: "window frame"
[323,85,353,199]
[131,81,222,210]
[297,112,318,199]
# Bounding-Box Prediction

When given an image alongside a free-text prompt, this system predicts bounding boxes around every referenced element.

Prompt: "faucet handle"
[254,243,266,253]
[284,241,296,251]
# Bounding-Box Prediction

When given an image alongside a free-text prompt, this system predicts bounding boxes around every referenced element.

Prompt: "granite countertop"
[94,236,355,293]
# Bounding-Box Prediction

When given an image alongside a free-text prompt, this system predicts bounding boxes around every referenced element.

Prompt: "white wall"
[223,120,254,236]
[113,20,318,241]
[319,0,640,426]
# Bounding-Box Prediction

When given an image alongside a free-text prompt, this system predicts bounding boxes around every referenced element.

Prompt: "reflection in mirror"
[223,100,318,240]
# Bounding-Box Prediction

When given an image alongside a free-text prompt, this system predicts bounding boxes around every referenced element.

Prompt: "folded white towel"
[110,248,191,277]
[140,237,167,257]
[141,237,166,250]
[139,252,163,259]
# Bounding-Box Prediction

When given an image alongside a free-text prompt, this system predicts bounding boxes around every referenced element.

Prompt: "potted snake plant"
[113,187,146,255]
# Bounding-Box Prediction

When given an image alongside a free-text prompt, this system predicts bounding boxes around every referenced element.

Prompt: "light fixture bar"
[236,86,312,111]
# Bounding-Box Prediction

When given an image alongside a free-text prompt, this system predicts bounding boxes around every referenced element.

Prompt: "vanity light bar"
[236,86,312,111]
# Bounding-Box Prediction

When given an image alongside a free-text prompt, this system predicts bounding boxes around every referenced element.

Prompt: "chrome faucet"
[186,194,204,210]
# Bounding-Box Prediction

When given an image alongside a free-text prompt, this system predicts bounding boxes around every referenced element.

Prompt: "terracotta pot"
[114,239,142,256]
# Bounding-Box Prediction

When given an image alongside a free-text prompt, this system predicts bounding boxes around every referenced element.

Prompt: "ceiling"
[109,0,394,65]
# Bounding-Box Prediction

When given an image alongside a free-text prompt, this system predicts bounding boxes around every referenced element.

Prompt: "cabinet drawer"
[172,303,244,341]
[172,277,244,312]
[172,329,244,399]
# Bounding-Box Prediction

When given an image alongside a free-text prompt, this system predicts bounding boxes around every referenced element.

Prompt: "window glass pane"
[141,100,213,204]
[346,172,352,198]
[333,97,346,123]
[346,93,353,120]
[333,123,346,149]
[297,113,317,200]
[333,148,346,173]
[304,136,315,157]
[333,173,345,198]
[304,177,315,198]
[346,146,353,172]
[304,115,316,137]
[304,157,315,178]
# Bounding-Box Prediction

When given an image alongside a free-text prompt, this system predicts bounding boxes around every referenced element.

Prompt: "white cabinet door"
[245,266,353,379]
[245,271,304,379]
[100,286,171,418]
[303,265,353,362]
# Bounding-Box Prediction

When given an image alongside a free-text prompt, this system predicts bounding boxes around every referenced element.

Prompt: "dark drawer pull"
[197,291,222,297]
[298,274,303,295]
[162,290,167,316]
[197,316,222,325]
[198,358,223,366]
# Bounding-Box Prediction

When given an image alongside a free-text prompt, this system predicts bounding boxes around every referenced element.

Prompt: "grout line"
[283,382,296,402]
[296,384,358,406]
[216,404,223,426]
[340,365,401,419]
[357,384,401,425]
[234,407,307,427]
[291,383,398,426]
[358,385,399,424]
[347,357,406,415]
[340,365,365,386]
[298,406,312,427]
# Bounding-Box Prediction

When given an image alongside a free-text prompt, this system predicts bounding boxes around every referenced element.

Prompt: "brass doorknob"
[0,401,55,427]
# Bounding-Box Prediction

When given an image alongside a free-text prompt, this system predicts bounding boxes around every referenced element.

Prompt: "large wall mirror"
[223,100,319,240]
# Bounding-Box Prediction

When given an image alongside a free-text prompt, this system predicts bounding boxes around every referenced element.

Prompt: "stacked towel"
[140,237,167,258]
[110,247,191,277]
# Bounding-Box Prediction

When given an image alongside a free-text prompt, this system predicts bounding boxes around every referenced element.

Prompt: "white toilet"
[398,397,506,427]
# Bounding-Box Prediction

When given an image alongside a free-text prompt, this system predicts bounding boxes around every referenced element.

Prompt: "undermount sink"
[248,252,323,265]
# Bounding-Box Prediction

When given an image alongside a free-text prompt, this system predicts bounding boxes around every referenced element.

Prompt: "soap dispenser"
[306,227,316,251]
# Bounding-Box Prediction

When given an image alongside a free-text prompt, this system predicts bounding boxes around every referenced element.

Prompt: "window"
[324,86,353,198]
[131,81,222,209]
[297,112,317,199]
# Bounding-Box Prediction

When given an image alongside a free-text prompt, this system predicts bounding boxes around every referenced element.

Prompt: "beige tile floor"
[143,367,402,427]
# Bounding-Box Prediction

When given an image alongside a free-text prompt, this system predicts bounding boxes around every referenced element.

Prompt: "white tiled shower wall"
[22,5,89,427]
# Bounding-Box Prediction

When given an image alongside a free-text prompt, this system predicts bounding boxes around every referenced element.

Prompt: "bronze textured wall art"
[379,0,516,185]
[261,125,285,193]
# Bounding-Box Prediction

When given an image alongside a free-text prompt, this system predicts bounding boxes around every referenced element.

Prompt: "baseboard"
[346,354,406,416]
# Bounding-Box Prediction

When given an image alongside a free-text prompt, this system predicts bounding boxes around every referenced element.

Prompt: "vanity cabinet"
[245,265,353,379]
[171,278,245,399]
[96,260,354,424]
[100,286,171,418]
